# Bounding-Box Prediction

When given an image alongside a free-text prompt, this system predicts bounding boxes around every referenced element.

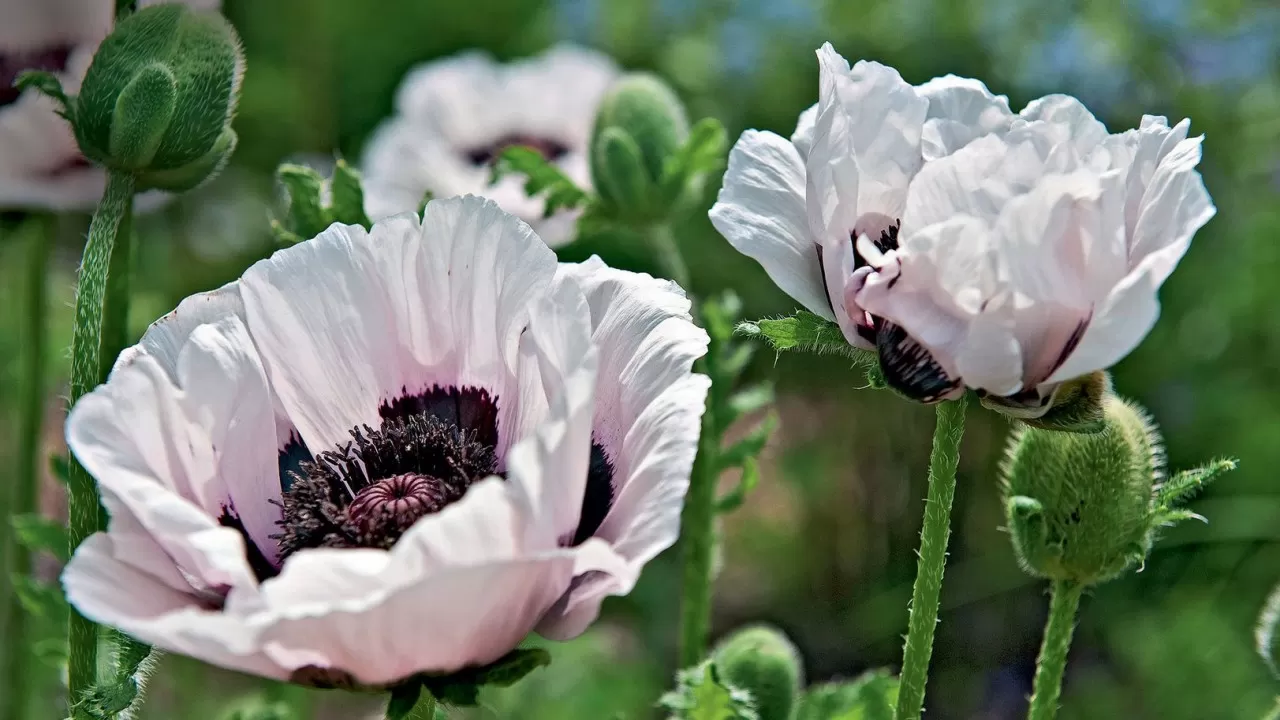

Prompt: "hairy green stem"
[678,382,718,668]
[1,214,52,720]
[896,396,968,720]
[68,171,135,717]
[1027,580,1082,720]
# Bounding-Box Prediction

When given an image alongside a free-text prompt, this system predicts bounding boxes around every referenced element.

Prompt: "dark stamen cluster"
[274,412,497,555]
[465,134,571,166]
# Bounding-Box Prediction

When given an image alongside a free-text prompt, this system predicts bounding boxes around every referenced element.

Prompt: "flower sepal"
[982,372,1110,434]
[13,70,72,118]
[660,660,760,720]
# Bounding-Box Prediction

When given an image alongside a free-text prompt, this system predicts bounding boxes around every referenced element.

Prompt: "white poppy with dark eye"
[361,46,619,247]
[852,101,1214,413]
[0,0,219,211]
[61,195,708,687]
[709,43,1013,364]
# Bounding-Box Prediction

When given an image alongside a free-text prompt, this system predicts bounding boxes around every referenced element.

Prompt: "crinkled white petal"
[916,74,1014,162]
[709,130,832,320]
[790,103,819,160]
[239,197,559,458]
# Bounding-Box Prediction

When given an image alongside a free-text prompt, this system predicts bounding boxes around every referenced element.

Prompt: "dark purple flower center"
[346,472,453,535]
[1,46,72,107]
[465,134,571,167]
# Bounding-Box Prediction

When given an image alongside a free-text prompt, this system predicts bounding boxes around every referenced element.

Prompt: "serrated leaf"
[12,576,69,622]
[660,662,759,720]
[1156,458,1237,508]
[491,146,588,217]
[660,117,728,205]
[719,413,777,471]
[11,513,70,562]
[329,159,372,229]
[717,457,760,514]
[1258,582,1280,679]
[276,164,328,239]
[795,669,899,720]
[736,312,872,363]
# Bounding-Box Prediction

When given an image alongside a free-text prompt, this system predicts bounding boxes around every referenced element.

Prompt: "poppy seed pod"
[712,625,804,720]
[1001,393,1163,586]
[72,4,242,190]
[589,73,689,218]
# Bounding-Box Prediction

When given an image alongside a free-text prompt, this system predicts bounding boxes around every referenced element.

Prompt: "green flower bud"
[589,73,689,219]
[1001,393,1163,586]
[712,625,803,720]
[73,4,243,190]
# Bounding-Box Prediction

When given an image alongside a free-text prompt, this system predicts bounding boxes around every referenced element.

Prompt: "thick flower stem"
[678,387,718,668]
[1027,580,1083,720]
[2,214,53,720]
[895,396,968,720]
[68,170,136,716]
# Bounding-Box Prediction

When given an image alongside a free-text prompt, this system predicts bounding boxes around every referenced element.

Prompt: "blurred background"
[2,0,1279,717]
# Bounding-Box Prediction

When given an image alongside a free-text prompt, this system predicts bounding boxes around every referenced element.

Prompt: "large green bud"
[1001,393,1163,586]
[712,625,803,720]
[72,4,243,191]
[589,73,690,221]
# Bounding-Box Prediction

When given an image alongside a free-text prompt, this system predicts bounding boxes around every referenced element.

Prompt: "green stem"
[68,171,135,717]
[2,214,53,720]
[678,382,718,668]
[646,223,690,289]
[1027,580,1082,720]
[895,396,968,720]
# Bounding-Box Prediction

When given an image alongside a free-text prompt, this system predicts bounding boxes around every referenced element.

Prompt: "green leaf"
[717,457,760,514]
[15,70,72,117]
[720,343,757,380]
[1260,582,1280,680]
[491,146,589,217]
[11,513,71,562]
[736,312,872,363]
[330,159,372,229]
[719,412,778,472]
[795,669,899,720]
[725,384,774,426]
[50,453,71,486]
[660,117,728,205]
[12,576,69,623]
[415,647,551,707]
[660,661,759,720]
[1156,458,1237,508]
[277,163,329,239]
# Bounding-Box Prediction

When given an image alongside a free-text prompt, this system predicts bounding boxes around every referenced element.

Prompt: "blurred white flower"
[361,46,619,247]
[711,43,1213,411]
[0,0,220,212]
[61,196,708,686]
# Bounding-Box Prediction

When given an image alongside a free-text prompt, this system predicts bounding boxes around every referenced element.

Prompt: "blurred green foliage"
[2,0,1278,718]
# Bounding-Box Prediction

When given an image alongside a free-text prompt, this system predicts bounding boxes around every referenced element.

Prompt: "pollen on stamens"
[272,411,498,555]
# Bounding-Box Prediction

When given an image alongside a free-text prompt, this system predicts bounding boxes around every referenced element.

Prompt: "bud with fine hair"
[72,3,243,190]
[1001,393,1164,586]
[589,72,689,220]
[712,625,804,720]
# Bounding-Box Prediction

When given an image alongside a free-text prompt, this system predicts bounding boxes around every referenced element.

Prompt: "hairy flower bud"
[712,625,803,720]
[72,4,243,190]
[589,73,689,219]
[1001,393,1163,586]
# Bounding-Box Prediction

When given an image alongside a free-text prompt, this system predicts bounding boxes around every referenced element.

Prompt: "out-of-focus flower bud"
[712,625,803,720]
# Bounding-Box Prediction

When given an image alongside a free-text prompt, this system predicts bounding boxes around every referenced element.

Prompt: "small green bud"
[73,4,243,188]
[712,626,803,720]
[1001,393,1162,585]
[589,73,689,219]
[983,371,1110,434]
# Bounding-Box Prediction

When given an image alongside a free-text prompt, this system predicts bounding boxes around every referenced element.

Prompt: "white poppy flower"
[0,0,219,212]
[711,43,1213,411]
[710,43,1013,354]
[61,195,708,686]
[853,101,1214,412]
[361,46,619,247]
